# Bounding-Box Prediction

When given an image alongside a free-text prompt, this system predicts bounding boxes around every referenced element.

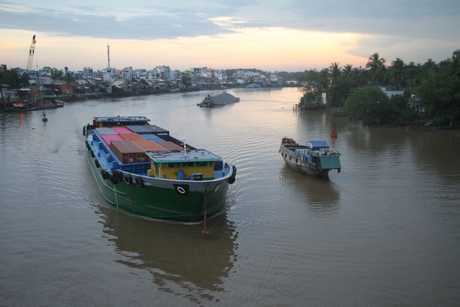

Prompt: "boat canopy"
[307,141,329,150]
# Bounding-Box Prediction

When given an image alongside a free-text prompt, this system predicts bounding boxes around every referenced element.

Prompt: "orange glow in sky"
[1,28,368,72]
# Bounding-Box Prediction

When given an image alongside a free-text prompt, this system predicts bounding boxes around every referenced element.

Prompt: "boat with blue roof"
[279,137,341,179]
[83,116,236,222]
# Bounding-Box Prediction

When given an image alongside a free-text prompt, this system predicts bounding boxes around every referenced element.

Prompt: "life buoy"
[135,177,144,187]
[124,175,133,184]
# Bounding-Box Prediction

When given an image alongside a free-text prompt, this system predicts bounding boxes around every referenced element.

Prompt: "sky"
[1,0,459,72]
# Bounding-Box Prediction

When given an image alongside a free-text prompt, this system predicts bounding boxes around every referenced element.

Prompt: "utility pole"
[107,45,110,69]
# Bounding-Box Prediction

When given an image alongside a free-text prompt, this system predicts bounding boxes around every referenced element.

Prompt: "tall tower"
[107,44,110,69]
[26,35,36,71]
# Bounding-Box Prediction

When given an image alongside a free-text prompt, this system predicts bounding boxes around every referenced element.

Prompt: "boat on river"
[197,93,239,108]
[279,137,341,178]
[5,96,64,112]
[197,94,214,107]
[83,116,237,222]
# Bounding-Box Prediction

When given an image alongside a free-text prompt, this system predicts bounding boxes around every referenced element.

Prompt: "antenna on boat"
[182,136,187,158]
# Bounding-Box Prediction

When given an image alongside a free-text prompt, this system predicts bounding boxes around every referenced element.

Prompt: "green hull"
[87,151,230,222]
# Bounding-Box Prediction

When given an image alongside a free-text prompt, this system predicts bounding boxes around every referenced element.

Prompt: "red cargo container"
[102,134,124,145]
[159,141,183,151]
[111,127,131,134]
[110,140,148,163]
[119,133,144,141]
[132,139,167,152]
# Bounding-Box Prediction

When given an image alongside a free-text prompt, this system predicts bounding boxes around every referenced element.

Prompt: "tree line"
[0,65,75,89]
[297,50,460,128]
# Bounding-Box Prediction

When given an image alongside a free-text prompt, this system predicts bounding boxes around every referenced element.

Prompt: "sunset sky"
[1,0,459,72]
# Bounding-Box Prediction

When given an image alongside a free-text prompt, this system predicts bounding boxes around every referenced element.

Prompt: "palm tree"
[329,62,341,85]
[342,64,353,79]
[451,51,460,81]
[366,53,386,86]
[390,58,407,90]
[349,66,368,87]
[318,68,331,92]
[422,59,436,73]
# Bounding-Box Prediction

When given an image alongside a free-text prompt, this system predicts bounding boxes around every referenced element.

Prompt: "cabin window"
[183,162,194,167]
[196,162,208,167]
[168,163,181,168]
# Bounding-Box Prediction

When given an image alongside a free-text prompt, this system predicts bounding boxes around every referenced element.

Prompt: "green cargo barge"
[84,116,236,222]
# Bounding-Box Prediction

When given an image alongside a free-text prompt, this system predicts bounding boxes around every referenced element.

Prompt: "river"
[1,87,460,306]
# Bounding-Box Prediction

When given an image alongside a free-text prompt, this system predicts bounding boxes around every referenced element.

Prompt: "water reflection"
[96,205,238,304]
[407,130,460,182]
[279,164,340,215]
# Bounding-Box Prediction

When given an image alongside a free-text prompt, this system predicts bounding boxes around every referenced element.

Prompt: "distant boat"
[279,137,341,179]
[197,93,239,108]
[261,83,283,88]
[246,84,260,88]
[332,108,349,117]
[6,96,64,112]
[197,94,214,107]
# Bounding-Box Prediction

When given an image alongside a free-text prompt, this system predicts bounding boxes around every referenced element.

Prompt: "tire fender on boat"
[124,175,133,185]
[135,177,144,187]
[228,165,237,184]
[109,174,118,184]
[113,170,123,182]
[101,169,109,180]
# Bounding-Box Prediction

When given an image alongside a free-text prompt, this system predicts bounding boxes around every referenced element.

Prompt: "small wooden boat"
[279,137,341,179]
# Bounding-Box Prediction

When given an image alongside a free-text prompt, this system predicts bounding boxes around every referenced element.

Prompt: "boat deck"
[87,133,228,180]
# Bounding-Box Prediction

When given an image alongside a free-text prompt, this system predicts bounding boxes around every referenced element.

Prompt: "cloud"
[0,1,234,39]
[1,0,459,42]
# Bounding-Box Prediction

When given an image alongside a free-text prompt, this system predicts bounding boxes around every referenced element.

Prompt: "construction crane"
[26,35,36,71]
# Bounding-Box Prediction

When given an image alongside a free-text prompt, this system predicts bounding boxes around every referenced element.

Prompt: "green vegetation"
[297,50,460,129]
[51,68,75,83]
[0,65,29,89]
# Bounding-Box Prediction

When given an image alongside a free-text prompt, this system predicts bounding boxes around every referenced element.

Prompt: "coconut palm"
[366,53,386,86]
[329,62,341,85]
[342,64,353,79]
[390,58,407,90]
